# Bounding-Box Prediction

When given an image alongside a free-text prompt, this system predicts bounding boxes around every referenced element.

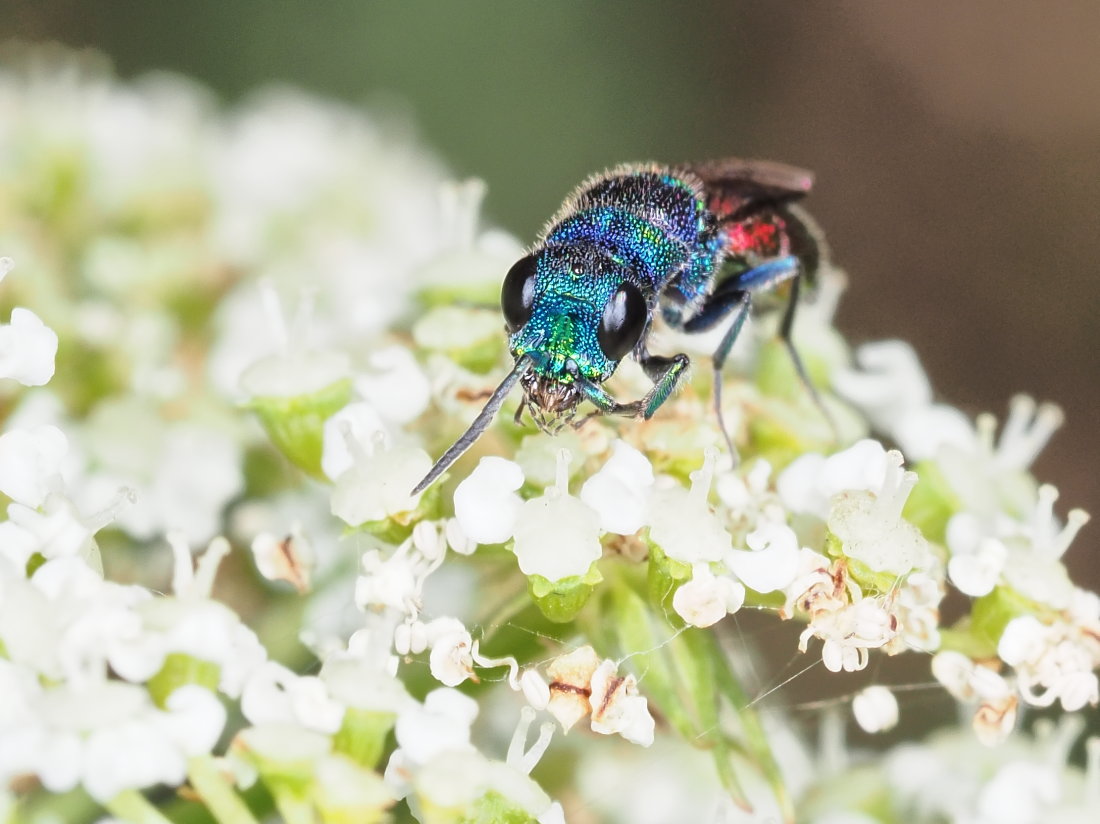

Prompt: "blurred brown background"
[4,1,1098,593]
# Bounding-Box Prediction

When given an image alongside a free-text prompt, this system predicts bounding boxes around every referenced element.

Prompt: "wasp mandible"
[413,158,830,494]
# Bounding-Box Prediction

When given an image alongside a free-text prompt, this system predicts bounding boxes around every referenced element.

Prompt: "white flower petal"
[355,346,431,424]
[0,425,68,508]
[726,523,801,593]
[160,686,227,756]
[513,491,601,582]
[321,401,388,481]
[453,457,524,544]
[852,685,898,733]
[580,441,654,535]
[0,308,59,386]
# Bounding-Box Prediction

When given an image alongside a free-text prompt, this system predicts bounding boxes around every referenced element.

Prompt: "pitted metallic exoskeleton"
[413,158,830,494]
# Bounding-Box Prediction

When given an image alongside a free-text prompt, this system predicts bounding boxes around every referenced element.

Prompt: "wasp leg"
[684,287,752,458]
[685,254,836,452]
[578,352,690,420]
[777,271,839,439]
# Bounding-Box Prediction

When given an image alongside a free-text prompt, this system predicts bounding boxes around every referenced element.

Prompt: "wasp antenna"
[411,355,532,495]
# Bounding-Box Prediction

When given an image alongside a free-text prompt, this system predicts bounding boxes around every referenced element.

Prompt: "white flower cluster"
[4,50,1099,824]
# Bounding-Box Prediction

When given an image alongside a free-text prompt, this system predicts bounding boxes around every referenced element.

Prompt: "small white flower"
[453,456,524,544]
[519,669,551,711]
[998,614,1100,712]
[803,597,897,673]
[392,688,478,767]
[0,425,68,508]
[6,495,99,562]
[240,661,344,733]
[354,345,432,425]
[946,512,1008,597]
[648,448,730,564]
[975,761,1061,824]
[238,285,352,400]
[444,517,477,556]
[513,450,602,582]
[0,679,220,802]
[852,685,899,733]
[777,439,888,520]
[832,340,931,431]
[883,571,944,655]
[832,341,977,462]
[580,440,654,535]
[715,458,785,530]
[107,536,267,696]
[355,547,420,616]
[321,402,388,481]
[931,651,1019,744]
[672,564,745,628]
[0,257,12,283]
[589,660,655,747]
[544,645,599,732]
[725,522,801,593]
[892,404,977,462]
[424,617,475,687]
[250,523,315,593]
[0,308,59,387]
[827,450,933,576]
[331,443,431,527]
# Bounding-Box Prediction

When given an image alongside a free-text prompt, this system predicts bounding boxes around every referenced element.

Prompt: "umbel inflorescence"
[0,49,1097,824]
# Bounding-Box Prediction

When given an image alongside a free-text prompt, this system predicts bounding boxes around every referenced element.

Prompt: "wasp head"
[499,249,650,430]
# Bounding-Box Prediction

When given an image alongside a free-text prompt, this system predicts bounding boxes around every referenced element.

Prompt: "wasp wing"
[685,158,814,222]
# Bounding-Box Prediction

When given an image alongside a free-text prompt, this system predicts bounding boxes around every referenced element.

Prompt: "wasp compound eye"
[501,254,539,332]
[598,281,647,361]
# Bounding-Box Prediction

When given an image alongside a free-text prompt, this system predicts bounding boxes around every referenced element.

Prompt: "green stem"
[187,755,261,824]
[704,631,795,824]
[103,790,174,824]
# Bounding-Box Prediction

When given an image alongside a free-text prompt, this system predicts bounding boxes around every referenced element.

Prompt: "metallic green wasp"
[413,159,828,494]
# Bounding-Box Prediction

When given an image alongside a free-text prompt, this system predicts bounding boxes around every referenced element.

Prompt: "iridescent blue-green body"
[412,158,827,494]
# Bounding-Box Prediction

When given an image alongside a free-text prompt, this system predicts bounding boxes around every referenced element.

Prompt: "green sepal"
[233,724,331,818]
[331,709,395,769]
[355,480,444,544]
[527,563,603,623]
[247,378,353,480]
[458,790,536,824]
[905,460,962,544]
[937,625,1000,660]
[822,529,900,596]
[967,585,1054,654]
[25,552,47,577]
[411,305,506,375]
[146,652,220,708]
[314,755,394,824]
[645,540,691,618]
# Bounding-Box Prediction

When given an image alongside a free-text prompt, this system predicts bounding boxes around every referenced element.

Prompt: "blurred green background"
[4,0,1098,583]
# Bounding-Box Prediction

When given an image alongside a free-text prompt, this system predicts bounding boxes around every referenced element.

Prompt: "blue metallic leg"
[578,351,690,421]
[682,255,809,459]
[685,288,752,458]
